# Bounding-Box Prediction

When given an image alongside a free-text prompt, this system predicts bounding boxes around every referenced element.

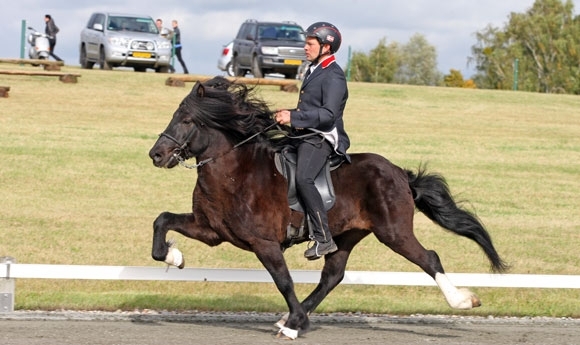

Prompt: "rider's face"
[304,37,329,62]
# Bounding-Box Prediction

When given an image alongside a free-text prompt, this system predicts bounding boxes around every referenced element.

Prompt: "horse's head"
[149,81,211,168]
[149,76,277,169]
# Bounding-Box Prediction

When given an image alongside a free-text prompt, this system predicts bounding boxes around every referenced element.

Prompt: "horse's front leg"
[276,231,368,328]
[151,211,196,269]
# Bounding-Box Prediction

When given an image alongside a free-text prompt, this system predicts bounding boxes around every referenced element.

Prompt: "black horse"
[148,76,507,339]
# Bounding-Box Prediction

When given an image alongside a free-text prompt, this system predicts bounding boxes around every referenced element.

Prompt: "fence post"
[0,256,16,313]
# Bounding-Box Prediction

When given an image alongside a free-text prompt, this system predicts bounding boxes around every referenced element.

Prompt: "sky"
[2,0,579,78]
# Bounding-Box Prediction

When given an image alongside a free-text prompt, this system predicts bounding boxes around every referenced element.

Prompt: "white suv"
[79,12,172,72]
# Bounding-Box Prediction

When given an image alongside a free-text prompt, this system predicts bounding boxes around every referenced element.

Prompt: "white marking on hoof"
[277,326,298,340]
[275,312,289,329]
[164,247,183,268]
[435,272,480,309]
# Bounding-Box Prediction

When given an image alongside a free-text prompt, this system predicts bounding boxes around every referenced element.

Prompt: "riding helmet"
[304,22,342,53]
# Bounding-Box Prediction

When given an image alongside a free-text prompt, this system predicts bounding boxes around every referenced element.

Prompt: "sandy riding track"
[1,311,579,345]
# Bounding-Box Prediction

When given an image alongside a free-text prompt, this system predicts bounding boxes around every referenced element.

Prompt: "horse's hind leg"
[375,214,481,309]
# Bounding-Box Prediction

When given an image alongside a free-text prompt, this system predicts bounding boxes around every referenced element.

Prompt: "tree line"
[348,0,580,94]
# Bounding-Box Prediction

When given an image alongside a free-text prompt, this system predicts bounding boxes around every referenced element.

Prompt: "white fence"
[1,262,579,312]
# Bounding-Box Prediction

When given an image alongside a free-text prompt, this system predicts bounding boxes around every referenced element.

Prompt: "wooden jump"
[0,86,10,98]
[165,75,299,92]
[0,58,64,71]
[0,70,80,83]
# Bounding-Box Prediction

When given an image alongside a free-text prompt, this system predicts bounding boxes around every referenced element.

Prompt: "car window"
[94,14,105,28]
[257,25,304,41]
[237,23,253,40]
[277,26,304,41]
[107,16,157,33]
[87,13,104,29]
[259,26,277,39]
[86,13,97,29]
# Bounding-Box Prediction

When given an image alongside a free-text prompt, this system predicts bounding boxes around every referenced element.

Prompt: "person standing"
[156,18,176,73]
[44,14,63,62]
[274,22,350,260]
[156,18,171,39]
[171,20,189,74]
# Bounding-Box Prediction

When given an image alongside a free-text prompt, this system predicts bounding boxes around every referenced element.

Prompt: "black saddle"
[274,146,344,213]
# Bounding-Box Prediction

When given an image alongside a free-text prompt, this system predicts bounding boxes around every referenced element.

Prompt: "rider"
[274,22,350,260]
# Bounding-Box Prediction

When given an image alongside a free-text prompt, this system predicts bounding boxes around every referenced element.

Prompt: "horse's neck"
[200,144,273,175]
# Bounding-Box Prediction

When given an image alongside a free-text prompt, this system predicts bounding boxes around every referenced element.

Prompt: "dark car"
[232,19,306,79]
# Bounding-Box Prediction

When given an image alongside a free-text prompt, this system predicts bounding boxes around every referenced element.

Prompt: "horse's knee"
[153,211,172,230]
[151,212,172,261]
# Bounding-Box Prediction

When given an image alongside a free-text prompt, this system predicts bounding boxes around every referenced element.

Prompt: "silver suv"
[232,19,306,79]
[79,12,172,72]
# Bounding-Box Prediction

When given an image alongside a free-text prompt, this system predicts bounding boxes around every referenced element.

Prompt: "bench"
[0,70,80,83]
[165,75,299,92]
[0,58,64,71]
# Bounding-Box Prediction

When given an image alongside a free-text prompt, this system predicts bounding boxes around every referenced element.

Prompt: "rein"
[159,121,280,170]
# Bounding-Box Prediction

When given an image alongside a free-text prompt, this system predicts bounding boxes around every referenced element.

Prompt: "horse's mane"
[183,76,283,146]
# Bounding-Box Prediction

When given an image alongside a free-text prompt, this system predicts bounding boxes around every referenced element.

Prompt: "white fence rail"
[2,262,579,312]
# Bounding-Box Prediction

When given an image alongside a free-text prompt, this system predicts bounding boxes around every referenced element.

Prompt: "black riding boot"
[304,212,337,260]
[295,137,337,260]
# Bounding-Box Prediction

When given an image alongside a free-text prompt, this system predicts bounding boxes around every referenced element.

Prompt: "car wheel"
[251,56,263,78]
[99,47,112,70]
[80,46,94,69]
[232,56,245,77]
[156,66,170,73]
[226,62,234,77]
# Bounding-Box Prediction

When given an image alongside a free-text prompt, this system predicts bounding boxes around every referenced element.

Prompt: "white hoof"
[435,273,480,309]
[164,247,183,268]
[277,326,298,340]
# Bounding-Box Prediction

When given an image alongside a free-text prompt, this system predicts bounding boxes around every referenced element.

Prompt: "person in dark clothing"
[171,20,189,74]
[274,22,350,260]
[44,14,63,62]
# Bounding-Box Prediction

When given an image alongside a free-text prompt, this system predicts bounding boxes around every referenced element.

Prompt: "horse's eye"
[183,119,193,125]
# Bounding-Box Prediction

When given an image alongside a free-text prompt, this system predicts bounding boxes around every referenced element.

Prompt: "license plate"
[284,59,302,65]
[133,52,151,58]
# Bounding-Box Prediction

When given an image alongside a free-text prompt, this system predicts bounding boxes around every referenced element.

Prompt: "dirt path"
[1,311,579,345]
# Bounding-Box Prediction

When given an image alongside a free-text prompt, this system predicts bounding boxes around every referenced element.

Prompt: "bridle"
[158,127,209,169]
[158,121,280,170]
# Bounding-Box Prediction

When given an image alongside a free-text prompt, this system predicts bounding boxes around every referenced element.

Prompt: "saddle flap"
[275,149,335,212]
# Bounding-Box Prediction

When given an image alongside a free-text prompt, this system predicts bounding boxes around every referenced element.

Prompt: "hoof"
[276,326,298,340]
[457,288,481,309]
[471,294,482,308]
[164,247,184,268]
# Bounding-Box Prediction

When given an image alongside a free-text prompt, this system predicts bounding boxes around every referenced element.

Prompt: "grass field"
[0,64,579,317]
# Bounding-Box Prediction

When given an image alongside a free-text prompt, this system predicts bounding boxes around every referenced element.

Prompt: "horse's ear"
[192,81,205,98]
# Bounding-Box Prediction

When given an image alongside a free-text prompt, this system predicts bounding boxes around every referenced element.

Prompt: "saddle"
[275,146,344,249]
[274,146,344,213]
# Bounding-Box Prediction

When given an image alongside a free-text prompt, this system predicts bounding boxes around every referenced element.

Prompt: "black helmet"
[304,22,342,54]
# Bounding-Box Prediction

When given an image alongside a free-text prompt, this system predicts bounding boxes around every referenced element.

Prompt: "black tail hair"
[406,165,509,273]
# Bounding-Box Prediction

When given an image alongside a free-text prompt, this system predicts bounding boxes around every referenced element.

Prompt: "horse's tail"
[406,166,509,273]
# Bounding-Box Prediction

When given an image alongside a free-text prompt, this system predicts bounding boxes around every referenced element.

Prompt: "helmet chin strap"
[312,42,329,65]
